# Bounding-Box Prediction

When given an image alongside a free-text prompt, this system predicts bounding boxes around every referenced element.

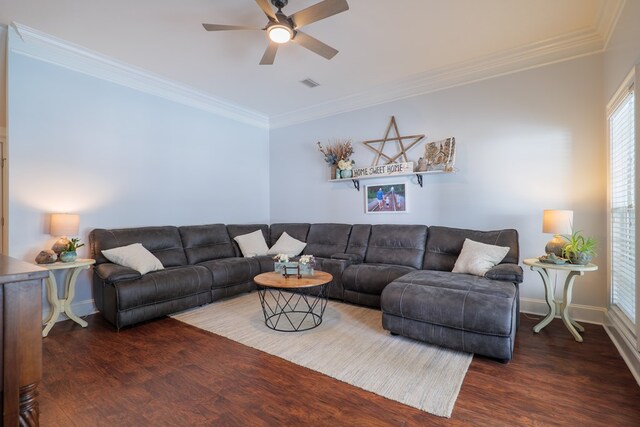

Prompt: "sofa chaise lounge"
[90,223,523,361]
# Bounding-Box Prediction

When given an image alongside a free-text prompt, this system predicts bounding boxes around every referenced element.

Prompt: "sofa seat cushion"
[381,270,516,337]
[115,266,212,311]
[198,257,261,289]
[342,263,416,295]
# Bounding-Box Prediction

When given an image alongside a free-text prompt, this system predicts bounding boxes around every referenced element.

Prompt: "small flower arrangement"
[299,255,314,264]
[317,139,354,165]
[338,159,354,170]
[273,254,290,263]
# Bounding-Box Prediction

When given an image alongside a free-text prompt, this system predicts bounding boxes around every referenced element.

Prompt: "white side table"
[39,258,95,337]
[523,258,598,342]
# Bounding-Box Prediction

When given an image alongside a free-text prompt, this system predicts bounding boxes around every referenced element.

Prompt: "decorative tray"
[538,255,567,265]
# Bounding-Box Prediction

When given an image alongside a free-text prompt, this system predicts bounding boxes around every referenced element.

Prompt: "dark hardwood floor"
[40,310,640,426]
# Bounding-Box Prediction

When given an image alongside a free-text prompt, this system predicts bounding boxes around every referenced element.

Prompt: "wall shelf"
[329,169,454,191]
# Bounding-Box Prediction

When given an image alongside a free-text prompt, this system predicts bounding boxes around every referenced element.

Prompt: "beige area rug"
[171,293,473,418]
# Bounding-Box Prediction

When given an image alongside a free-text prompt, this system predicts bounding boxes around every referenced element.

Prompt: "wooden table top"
[254,271,333,289]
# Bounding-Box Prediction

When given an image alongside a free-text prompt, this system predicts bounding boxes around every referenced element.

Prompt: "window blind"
[609,87,636,324]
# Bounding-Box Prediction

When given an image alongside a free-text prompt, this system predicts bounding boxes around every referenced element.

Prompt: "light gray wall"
[270,54,607,317]
[604,0,640,100]
[8,12,636,323]
[7,48,270,316]
[0,25,6,129]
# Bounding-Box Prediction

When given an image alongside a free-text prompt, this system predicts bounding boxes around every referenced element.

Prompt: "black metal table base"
[257,285,328,332]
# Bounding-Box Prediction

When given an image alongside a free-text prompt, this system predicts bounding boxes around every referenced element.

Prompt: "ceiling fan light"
[268,25,293,43]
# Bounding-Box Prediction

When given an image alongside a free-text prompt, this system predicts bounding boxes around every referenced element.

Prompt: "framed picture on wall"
[364,183,407,214]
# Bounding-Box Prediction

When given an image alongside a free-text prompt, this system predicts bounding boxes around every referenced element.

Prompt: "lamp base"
[545,235,567,257]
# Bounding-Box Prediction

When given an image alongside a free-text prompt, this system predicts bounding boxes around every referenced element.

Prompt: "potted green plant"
[60,238,85,263]
[562,231,596,265]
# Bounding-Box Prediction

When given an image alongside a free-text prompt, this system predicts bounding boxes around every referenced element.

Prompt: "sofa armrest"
[484,263,523,283]
[330,253,363,264]
[95,263,141,283]
[317,258,350,284]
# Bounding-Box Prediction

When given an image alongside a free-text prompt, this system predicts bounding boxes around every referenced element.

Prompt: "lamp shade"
[542,210,573,235]
[50,213,80,236]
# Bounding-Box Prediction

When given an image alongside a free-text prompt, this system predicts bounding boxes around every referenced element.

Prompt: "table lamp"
[542,209,573,256]
[50,213,80,258]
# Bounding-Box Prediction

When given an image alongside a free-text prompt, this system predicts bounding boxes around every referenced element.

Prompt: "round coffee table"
[253,271,333,332]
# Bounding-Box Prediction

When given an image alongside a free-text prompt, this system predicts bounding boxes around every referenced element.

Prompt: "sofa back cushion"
[346,224,371,258]
[364,225,428,269]
[269,223,310,247]
[178,224,235,264]
[90,226,187,267]
[303,223,352,258]
[226,224,270,257]
[423,226,519,271]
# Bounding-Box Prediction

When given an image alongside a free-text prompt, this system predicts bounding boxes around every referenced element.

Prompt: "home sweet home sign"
[351,162,414,178]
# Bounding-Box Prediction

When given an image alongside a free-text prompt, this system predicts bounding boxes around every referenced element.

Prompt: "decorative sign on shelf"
[351,162,414,179]
[317,115,456,191]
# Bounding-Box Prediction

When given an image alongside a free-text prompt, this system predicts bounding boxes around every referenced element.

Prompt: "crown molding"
[269,27,606,129]
[8,22,269,129]
[597,0,626,50]
[7,3,625,133]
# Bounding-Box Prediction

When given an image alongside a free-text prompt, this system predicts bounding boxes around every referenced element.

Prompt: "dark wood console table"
[0,255,48,426]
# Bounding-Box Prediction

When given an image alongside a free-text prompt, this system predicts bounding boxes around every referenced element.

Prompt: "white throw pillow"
[102,243,164,275]
[452,238,510,277]
[234,230,269,257]
[267,232,307,256]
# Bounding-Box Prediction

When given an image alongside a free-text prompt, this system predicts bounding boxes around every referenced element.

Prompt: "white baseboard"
[42,298,97,324]
[604,311,640,387]
[520,297,606,325]
[52,297,606,325]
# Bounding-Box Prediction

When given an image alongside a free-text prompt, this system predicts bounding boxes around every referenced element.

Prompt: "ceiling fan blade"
[290,0,349,29]
[293,31,338,60]
[255,0,278,21]
[202,23,262,31]
[260,41,279,65]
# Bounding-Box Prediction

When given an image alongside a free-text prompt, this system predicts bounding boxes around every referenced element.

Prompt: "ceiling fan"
[202,0,349,65]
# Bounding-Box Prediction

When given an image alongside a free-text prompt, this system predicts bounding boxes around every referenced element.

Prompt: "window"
[608,69,638,345]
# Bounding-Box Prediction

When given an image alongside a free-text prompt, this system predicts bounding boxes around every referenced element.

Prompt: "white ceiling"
[0,0,624,126]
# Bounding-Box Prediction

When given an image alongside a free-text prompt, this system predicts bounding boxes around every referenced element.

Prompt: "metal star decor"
[362,116,425,166]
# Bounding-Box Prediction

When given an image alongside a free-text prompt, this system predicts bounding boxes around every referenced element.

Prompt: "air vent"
[300,78,320,88]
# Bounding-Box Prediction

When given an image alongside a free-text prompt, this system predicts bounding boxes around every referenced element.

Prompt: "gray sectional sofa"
[90,223,523,361]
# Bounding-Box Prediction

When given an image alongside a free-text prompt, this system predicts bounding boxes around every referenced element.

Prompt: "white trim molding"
[605,310,640,386]
[270,27,606,128]
[8,23,269,129]
[268,0,625,128]
[520,297,607,325]
[5,0,626,132]
[598,0,627,50]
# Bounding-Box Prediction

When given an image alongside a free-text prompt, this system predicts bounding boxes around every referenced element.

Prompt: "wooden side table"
[40,258,96,337]
[523,258,598,342]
